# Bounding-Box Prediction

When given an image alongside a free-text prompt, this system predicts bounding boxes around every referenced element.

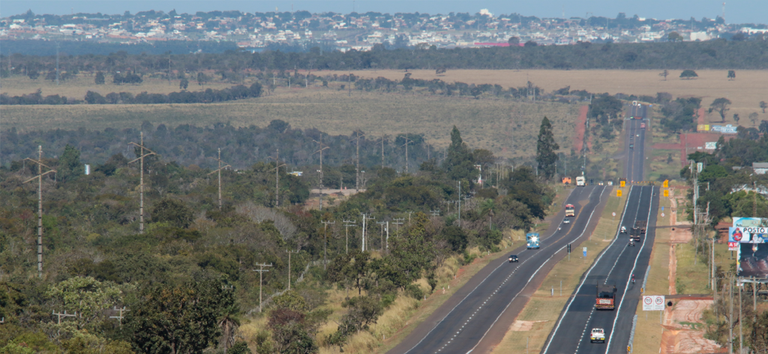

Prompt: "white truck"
[576,176,586,186]
[590,328,606,343]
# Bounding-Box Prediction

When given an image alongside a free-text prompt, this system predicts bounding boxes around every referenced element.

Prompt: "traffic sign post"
[617,189,622,197]
[642,295,665,311]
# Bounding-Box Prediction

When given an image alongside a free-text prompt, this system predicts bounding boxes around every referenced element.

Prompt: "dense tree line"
[2,39,768,82]
[0,83,263,105]
[0,124,556,353]
[0,120,437,175]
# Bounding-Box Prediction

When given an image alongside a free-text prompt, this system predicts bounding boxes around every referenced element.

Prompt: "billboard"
[711,124,738,134]
[733,217,768,228]
[697,124,711,131]
[705,142,717,150]
[738,243,768,279]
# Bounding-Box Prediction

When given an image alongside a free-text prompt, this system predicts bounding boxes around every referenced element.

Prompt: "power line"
[351,130,365,192]
[343,219,356,254]
[24,146,56,278]
[109,306,128,326]
[321,220,336,269]
[361,214,376,252]
[208,148,231,210]
[128,132,157,234]
[252,263,273,313]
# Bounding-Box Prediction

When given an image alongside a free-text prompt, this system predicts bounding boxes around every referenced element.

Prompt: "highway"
[542,108,660,354]
[387,184,609,354]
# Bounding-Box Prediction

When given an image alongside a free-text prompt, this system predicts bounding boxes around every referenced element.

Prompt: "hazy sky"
[2,0,766,25]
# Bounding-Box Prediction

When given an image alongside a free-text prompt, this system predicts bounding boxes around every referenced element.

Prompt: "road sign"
[661,213,665,217]
[620,180,626,187]
[617,190,622,197]
[612,212,616,217]
[663,179,669,188]
[643,295,665,311]
[663,189,669,197]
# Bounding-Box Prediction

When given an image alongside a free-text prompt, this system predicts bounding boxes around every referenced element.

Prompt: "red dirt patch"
[651,133,734,167]
[573,105,589,152]
[661,300,726,354]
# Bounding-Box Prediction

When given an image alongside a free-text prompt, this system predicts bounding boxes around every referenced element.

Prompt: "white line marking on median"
[605,186,655,354]
[542,186,635,354]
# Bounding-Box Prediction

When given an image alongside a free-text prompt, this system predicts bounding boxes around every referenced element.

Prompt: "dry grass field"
[318,69,768,127]
[1,86,580,160]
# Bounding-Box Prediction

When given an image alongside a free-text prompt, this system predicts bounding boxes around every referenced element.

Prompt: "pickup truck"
[590,328,606,343]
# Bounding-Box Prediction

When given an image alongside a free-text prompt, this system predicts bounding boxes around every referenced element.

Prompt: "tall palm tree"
[218,304,241,352]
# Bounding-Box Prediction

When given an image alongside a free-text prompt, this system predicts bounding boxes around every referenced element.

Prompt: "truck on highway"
[565,204,575,217]
[595,285,617,310]
[526,233,540,249]
[630,220,647,242]
[576,176,586,186]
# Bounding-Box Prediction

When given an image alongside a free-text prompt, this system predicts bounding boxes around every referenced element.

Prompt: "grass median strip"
[491,189,626,353]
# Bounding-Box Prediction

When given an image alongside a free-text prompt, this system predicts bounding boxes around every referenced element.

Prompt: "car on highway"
[629,144,634,149]
[508,254,519,263]
[621,226,627,234]
[590,328,606,343]
[598,181,604,186]
[563,218,571,224]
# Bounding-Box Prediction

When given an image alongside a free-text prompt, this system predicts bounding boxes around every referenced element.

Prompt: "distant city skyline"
[2,0,766,25]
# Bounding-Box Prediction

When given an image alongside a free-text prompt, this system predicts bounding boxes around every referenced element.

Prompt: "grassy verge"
[630,192,672,354]
[491,190,626,353]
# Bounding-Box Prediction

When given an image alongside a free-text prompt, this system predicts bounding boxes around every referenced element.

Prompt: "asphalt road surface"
[387,185,609,354]
[541,185,658,354]
[542,111,660,354]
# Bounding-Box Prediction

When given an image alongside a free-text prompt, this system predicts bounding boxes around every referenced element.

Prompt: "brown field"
[318,69,768,127]
[0,87,580,159]
[0,75,236,98]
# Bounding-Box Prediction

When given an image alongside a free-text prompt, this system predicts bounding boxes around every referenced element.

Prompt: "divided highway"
[387,185,609,354]
[543,113,659,354]
[542,185,658,354]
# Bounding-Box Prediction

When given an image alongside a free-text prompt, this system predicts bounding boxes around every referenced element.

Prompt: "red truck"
[595,285,617,310]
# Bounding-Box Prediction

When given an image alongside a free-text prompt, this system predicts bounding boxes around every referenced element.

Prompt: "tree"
[126,280,233,354]
[47,276,123,329]
[749,112,759,126]
[151,198,194,228]
[179,78,189,90]
[27,69,40,80]
[680,70,698,79]
[95,71,105,85]
[710,98,732,122]
[524,40,538,47]
[733,114,740,124]
[84,90,106,104]
[536,117,559,179]
[760,101,767,114]
[442,126,478,182]
[727,70,736,80]
[668,32,683,42]
[113,73,124,85]
[659,69,669,81]
[58,144,82,182]
[760,120,768,134]
[507,36,520,46]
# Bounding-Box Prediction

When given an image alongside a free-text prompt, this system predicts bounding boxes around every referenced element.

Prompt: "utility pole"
[352,130,365,192]
[457,181,462,227]
[739,281,743,354]
[24,146,56,278]
[377,221,387,251]
[391,218,404,236]
[381,136,386,167]
[729,273,733,354]
[385,221,390,251]
[431,209,440,217]
[400,136,412,173]
[343,220,356,254]
[361,214,375,252]
[208,148,231,210]
[52,310,77,324]
[313,139,330,210]
[109,306,128,326]
[128,132,157,234]
[285,250,299,290]
[321,220,335,269]
[268,149,287,207]
[252,263,273,312]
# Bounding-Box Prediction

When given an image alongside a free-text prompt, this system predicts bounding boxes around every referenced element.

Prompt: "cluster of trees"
[3,40,768,82]
[1,83,263,105]
[0,120,438,174]
[0,123,556,353]
[660,97,702,133]
[683,135,768,224]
